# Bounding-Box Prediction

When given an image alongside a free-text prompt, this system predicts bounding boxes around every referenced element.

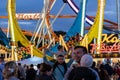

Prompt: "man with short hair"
[73,46,88,63]
[64,46,88,80]
[43,48,74,80]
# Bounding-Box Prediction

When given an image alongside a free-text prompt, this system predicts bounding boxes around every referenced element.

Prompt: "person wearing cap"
[67,54,100,80]
[80,54,93,67]
[80,54,100,80]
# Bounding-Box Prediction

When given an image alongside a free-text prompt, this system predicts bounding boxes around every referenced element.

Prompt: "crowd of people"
[0,45,120,80]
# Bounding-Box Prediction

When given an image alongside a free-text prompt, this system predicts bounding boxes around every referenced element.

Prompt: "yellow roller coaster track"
[7,0,53,60]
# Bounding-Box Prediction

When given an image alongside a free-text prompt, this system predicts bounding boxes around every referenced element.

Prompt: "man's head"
[57,55,65,64]
[30,64,34,68]
[40,63,53,76]
[37,64,41,69]
[3,61,18,78]
[80,54,93,67]
[18,63,21,66]
[74,46,88,63]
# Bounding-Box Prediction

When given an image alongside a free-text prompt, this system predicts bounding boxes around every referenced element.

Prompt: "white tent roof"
[19,56,43,65]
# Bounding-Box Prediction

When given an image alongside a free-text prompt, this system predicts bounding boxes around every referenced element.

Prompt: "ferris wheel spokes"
[33,0,68,49]
[30,0,50,43]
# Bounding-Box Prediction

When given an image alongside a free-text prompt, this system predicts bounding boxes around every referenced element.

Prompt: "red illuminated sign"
[90,34,120,53]
[90,43,120,53]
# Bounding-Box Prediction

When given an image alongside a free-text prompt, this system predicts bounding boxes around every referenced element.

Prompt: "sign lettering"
[101,34,120,43]
[90,43,120,53]
[16,13,41,20]
[90,34,120,53]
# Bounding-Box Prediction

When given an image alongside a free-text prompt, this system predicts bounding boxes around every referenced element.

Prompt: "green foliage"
[22,52,31,59]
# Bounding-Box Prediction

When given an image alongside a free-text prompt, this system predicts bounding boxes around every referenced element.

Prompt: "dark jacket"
[99,69,110,80]
[104,64,114,76]
[26,68,36,80]
[39,74,53,80]
[68,67,96,80]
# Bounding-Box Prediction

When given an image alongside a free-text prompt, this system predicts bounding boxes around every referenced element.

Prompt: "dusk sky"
[0,0,118,33]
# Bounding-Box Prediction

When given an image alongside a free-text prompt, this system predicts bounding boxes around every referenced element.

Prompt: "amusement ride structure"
[0,0,119,61]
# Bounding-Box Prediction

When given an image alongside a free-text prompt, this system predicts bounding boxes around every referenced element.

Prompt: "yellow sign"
[101,34,119,43]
